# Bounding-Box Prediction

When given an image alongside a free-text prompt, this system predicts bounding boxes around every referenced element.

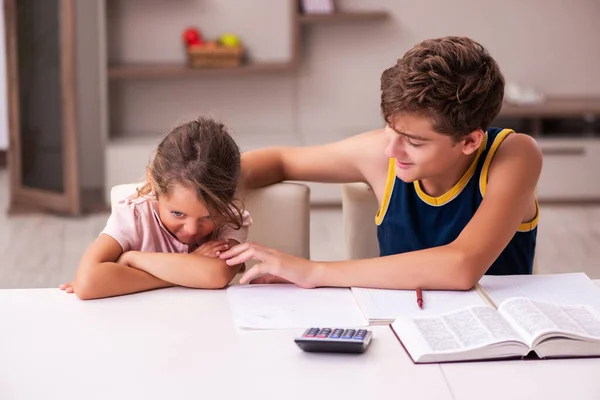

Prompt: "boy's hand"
[247,274,292,285]
[193,240,231,258]
[219,241,319,288]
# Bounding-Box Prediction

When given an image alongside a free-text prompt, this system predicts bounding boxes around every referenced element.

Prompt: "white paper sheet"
[227,284,368,329]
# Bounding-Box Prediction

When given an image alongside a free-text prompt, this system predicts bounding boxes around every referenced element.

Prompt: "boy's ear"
[461,129,485,155]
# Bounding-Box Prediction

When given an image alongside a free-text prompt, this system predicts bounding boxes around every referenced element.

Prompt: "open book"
[391,297,600,363]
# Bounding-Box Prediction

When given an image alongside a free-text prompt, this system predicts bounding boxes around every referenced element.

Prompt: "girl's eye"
[171,211,184,218]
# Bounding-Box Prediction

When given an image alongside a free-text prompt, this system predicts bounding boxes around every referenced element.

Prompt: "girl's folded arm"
[74,234,173,300]
[121,244,244,290]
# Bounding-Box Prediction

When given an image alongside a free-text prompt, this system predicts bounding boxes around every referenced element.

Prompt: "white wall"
[109,0,600,148]
[0,0,8,150]
[104,0,600,200]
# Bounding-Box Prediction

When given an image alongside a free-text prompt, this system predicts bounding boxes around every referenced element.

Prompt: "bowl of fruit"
[183,27,244,69]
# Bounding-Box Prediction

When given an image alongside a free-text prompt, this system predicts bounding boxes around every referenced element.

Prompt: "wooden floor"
[0,170,599,289]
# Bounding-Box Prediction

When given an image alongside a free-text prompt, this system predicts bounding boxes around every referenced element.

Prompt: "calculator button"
[316,329,331,338]
[342,329,356,339]
[304,328,319,337]
[330,329,342,338]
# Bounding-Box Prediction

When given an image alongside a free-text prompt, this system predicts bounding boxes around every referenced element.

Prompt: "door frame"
[5,0,80,214]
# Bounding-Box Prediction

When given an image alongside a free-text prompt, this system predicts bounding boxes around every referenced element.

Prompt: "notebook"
[389,273,600,363]
[227,284,368,330]
[351,287,486,324]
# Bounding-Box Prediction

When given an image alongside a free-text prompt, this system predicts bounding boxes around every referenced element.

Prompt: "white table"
[0,288,451,400]
[3,284,600,400]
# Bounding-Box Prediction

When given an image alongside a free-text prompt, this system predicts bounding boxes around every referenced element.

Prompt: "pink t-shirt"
[101,193,252,254]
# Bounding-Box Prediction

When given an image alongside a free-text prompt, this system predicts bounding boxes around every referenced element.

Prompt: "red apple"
[183,28,202,46]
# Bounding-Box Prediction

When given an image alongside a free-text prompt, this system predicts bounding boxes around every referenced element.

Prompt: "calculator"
[294,327,373,354]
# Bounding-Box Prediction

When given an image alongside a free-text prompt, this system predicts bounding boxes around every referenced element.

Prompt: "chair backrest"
[242,182,310,260]
[341,182,379,260]
[341,182,539,274]
[110,182,311,261]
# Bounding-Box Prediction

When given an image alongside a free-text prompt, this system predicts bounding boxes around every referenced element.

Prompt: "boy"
[220,36,542,290]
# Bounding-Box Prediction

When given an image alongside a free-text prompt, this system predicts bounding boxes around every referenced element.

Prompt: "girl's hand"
[219,241,319,288]
[59,282,75,294]
[193,240,231,258]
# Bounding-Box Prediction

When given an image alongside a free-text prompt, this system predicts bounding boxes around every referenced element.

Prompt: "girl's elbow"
[204,273,232,289]
[73,265,102,300]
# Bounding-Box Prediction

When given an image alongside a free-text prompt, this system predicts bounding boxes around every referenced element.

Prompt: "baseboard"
[0,150,6,169]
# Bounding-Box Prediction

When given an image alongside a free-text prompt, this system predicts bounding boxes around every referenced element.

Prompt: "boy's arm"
[121,240,243,290]
[73,234,174,300]
[223,134,542,290]
[241,129,389,189]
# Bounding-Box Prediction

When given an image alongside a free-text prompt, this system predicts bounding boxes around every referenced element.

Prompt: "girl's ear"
[461,129,485,155]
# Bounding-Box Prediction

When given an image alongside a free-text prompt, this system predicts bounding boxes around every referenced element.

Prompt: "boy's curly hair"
[381,36,505,140]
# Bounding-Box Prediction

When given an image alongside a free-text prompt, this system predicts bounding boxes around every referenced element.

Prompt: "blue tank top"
[376,128,538,275]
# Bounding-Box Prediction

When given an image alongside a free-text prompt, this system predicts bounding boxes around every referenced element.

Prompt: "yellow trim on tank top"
[375,158,396,225]
[478,128,539,231]
[518,200,539,232]
[413,132,489,207]
[479,129,514,197]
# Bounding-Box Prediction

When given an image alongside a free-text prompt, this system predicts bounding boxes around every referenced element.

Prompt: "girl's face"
[156,183,216,246]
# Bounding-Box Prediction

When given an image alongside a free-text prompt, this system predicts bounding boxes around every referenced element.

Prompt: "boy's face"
[156,184,216,246]
[384,114,475,183]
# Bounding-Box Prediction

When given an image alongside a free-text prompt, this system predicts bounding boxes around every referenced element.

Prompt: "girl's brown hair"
[138,117,243,229]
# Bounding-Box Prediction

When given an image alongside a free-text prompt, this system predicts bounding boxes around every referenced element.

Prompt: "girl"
[60,117,251,300]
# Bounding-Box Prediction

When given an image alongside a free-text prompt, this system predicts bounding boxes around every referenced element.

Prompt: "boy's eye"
[406,137,423,147]
[171,211,184,218]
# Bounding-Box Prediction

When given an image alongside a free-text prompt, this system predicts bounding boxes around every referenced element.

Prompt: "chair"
[341,182,539,274]
[341,182,379,260]
[110,182,311,281]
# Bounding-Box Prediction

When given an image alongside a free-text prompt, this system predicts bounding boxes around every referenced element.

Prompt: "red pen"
[416,288,423,309]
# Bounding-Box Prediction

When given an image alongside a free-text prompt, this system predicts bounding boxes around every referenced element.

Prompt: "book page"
[227,285,368,329]
[393,305,523,355]
[499,298,600,346]
[479,273,600,312]
[352,287,487,321]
